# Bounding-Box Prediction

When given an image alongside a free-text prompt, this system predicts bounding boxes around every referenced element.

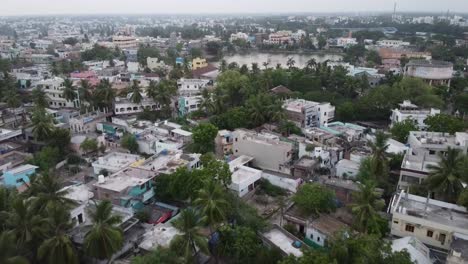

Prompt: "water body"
[220,52,343,69]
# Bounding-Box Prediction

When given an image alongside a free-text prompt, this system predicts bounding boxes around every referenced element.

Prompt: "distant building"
[228,155,262,197]
[178,95,202,116]
[335,37,358,48]
[215,130,234,158]
[191,57,208,70]
[147,57,166,70]
[390,100,440,130]
[404,60,454,86]
[376,40,411,47]
[283,99,335,129]
[177,78,211,96]
[112,35,138,49]
[114,95,160,115]
[230,32,249,42]
[36,77,80,108]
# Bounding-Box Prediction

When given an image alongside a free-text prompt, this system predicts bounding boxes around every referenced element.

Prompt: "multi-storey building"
[390,100,440,130]
[398,132,468,189]
[283,99,335,129]
[178,95,202,116]
[92,152,143,175]
[177,78,211,96]
[388,190,468,251]
[404,60,454,86]
[112,35,138,50]
[232,129,294,174]
[114,95,160,115]
[36,77,79,108]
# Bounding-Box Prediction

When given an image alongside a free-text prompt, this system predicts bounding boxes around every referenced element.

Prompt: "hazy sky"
[1,0,467,16]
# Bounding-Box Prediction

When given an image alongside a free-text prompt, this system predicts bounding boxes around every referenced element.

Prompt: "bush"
[257,179,287,197]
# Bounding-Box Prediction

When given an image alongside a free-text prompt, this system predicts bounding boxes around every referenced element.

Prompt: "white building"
[61,183,94,226]
[265,31,292,45]
[391,237,433,264]
[390,101,440,130]
[177,78,211,96]
[69,110,110,134]
[91,152,143,175]
[291,30,306,42]
[335,37,358,48]
[232,129,294,174]
[398,132,468,189]
[178,95,202,116]
[376,40,411,47]
[0,128,22,143]
[112,35,138,49]
[36,77,79,108]
[230,32,249,42]
[114,94,160,115]
[146,57,166,70]
[335,159,360,179]
[388,190,468,251]
[283,99,335,129]
[228,155,262,197]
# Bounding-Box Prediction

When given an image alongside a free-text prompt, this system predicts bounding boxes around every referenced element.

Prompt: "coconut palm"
[94,79,115,110]
[4,88,21,109]
[32,87,48,109]
[262,61,269,69]
[129,80,143,104]
[426,147,466,203]
[4,198,47,252]
[170,209,208,262]
[200,89,215,114]
[83,200,123,261]
[306,58,317,70]
[62,78,76,102]
[146,80,158,100]
[31,107,54,141]
[350,180,385,235]
[27,173,76,212]
[38,205,78,264]
[154,80,177,110]
[78,79,92,104]
[194,181,229,233]
[251,63,260,75]
[0,232,29,264]
[286,57,295,69]
[368,132,390,183]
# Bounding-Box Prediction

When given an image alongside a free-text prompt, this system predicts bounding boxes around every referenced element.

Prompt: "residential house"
[390,100,440,130]
[283,99,335,129]
[91,152,143,175]
[2,164,38,189]
[388,190,468,251]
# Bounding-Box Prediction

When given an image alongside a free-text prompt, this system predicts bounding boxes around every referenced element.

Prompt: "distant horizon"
[1,11,468,18]
[1,0,468,17]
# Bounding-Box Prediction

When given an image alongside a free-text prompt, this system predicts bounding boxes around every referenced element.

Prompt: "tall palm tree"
[146,80,158,100]
[62,78,76,102]
[200,89,215,114]
[170,209,208,262]
[0,232,29,264]
[262,61,269,69]
[286,57,295,69]
[94,79,115,110]
[426,148,466,203]
[38,205,78,264]
[350,180,385,235]
[129,80,143,104]
[368,132,390,183]
[251,63,260,75]
[306,58,317,70]
[78,80,92,105]
[4,88,21,109]
[27,173,75,212]
[31,107,54,141]
[32,87,49,109]
[194,181,229,233]
[83,200,123,262]
[4,198,47,253]
[154,80,177,110]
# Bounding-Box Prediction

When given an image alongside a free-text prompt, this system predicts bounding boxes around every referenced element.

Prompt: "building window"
[393,221,399,224]
[317,237,320,242]
[429,150,436,155]
[310,234,313,239]
[405,224,415,233]
[427,230,433,238]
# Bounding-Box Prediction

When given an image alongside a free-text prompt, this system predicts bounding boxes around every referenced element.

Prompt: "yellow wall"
[192,57,208,70]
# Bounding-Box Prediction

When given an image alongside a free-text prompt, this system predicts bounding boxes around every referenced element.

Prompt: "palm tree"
[426,148,466,203]
[154,80,177,111]
[83,200,123,262]
[219,60,227,72]
[4,198,47,253]
[62,78,76,102]
[262,61,269,69]
[200,89,215,114]
[194,181,229,233]
[78,80,92,105]
[94,79,115,110]
[170,209,208,262]
[146,80,158,100]
[368,132,390,183]
[129,80,143,104]
[286,57,295,69]
[38,205,78,264]
[0,232,29,264]
[31,107,54,141]
[306,58,317,71]
[350,180,385,235]
[32,87,49,109]
[251,63,260,75]
[4,88,21,109]
[27,173,76,212]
